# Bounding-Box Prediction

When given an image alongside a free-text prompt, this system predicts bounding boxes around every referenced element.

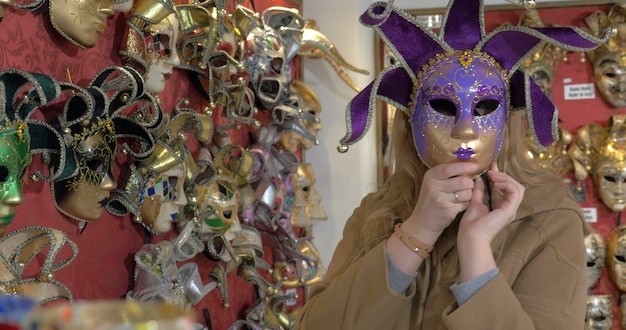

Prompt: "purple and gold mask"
[411,51,508,177]
[338,0,609,160]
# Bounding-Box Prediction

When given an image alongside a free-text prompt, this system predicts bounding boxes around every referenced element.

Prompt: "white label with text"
[564,83,595,100]
[582,207,597,223]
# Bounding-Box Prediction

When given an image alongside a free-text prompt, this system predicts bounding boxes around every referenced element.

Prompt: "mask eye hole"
[428,99,456,116]
[615,255,626,262]
[474,99,499,116]
[0,166,8,183]
[86,159,105,173]
[604,176,617,183]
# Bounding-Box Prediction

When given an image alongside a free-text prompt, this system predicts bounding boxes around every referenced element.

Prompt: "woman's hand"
[388,162,477,274]
[404,162,477,237]
[458,162,525,247]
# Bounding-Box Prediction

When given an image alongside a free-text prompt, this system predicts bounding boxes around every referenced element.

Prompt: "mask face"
[585,295,613,330]
[296,163,326,220]
[280,81,322,152]
[0,127,31,234]
[56,130,117,221]
[290,172,310,228]
[197,179,241,240]
[140,163,187,233]
[594,58,626,108]
[595,162,626,212]
[528,66,553,99]
[410,52,508,178]
[49,0,115,48]
[607,225,626,291]
[144,13,181,94]
[296,239,326,286]
[585,229,606,289]
[246,27,289,110]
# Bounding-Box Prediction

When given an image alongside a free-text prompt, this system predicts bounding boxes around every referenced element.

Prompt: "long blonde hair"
[357,109,570,254]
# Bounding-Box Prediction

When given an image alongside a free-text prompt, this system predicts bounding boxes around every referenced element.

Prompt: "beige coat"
[294,184,589,330]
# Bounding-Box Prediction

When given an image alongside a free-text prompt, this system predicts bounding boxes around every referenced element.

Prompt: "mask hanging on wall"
[585,295,613,330]
[569,115,626,212]
[606,224,626,291]
[39,67,155,224]
[585,4,626,108]
[585,228,606,289]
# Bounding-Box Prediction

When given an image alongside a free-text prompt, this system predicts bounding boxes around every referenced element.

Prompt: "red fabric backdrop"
[0,0,304,329]
[484,4,626,328]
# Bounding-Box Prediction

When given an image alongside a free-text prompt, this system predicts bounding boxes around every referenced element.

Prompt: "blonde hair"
[357,110,570,256]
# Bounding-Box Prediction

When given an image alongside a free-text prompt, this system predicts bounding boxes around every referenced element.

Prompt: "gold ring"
[454,192,460,203]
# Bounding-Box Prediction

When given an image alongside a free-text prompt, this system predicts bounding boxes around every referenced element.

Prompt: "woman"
[294,0,610,328]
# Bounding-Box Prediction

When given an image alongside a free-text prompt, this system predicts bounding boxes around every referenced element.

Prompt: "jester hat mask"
[339,0,611,177]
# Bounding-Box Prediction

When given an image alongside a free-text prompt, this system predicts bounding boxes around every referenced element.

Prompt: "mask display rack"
[0,0,332,328]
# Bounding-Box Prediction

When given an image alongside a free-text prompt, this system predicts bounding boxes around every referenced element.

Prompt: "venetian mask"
[120,0,180,94]
[196,177,241,241]
[585,6,626,108]
[130,241,186,306]
[518,10,564,100]
[54,122,118,222]
[585,229,606,289]
[591,54,626,108]
[525,126,573,176]
[290,172,310,228]
[143,13,181,94]
[410,51,508,178]
[139,163,187,234]
[0,122,31,236]
[606,225,626,291]
[276,238,326,288]
[569,116,626,212]
[297,163,326,221]
[279,80,322,153]
[594,160,626,212]
[244,25,290,111]
[49,0,115,48]
[585,295,613,330]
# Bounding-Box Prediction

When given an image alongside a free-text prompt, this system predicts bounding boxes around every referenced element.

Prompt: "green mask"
[0,122,32,225]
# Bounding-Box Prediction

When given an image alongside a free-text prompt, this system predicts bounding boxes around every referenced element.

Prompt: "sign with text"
[582,207,598,223]
[564,83,595,100]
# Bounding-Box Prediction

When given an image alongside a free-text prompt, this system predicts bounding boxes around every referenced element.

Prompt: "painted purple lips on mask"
[453,147,475,161]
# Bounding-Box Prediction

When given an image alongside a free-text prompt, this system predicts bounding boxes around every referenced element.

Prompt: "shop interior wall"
[1,0,305,328]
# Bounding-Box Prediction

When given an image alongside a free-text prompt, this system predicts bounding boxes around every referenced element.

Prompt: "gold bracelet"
[393,223,433,259]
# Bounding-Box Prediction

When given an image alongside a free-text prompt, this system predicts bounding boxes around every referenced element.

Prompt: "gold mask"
[518,9,565,100]
[569,115,626,212]
[297,163,327,220]
[49,0,115,48]
[606,225,626,291]
[585,5,626,108]
[279,80,322,153]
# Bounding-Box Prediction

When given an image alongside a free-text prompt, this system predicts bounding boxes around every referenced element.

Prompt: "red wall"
[484,4,626,328]
[1,0,304,328]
